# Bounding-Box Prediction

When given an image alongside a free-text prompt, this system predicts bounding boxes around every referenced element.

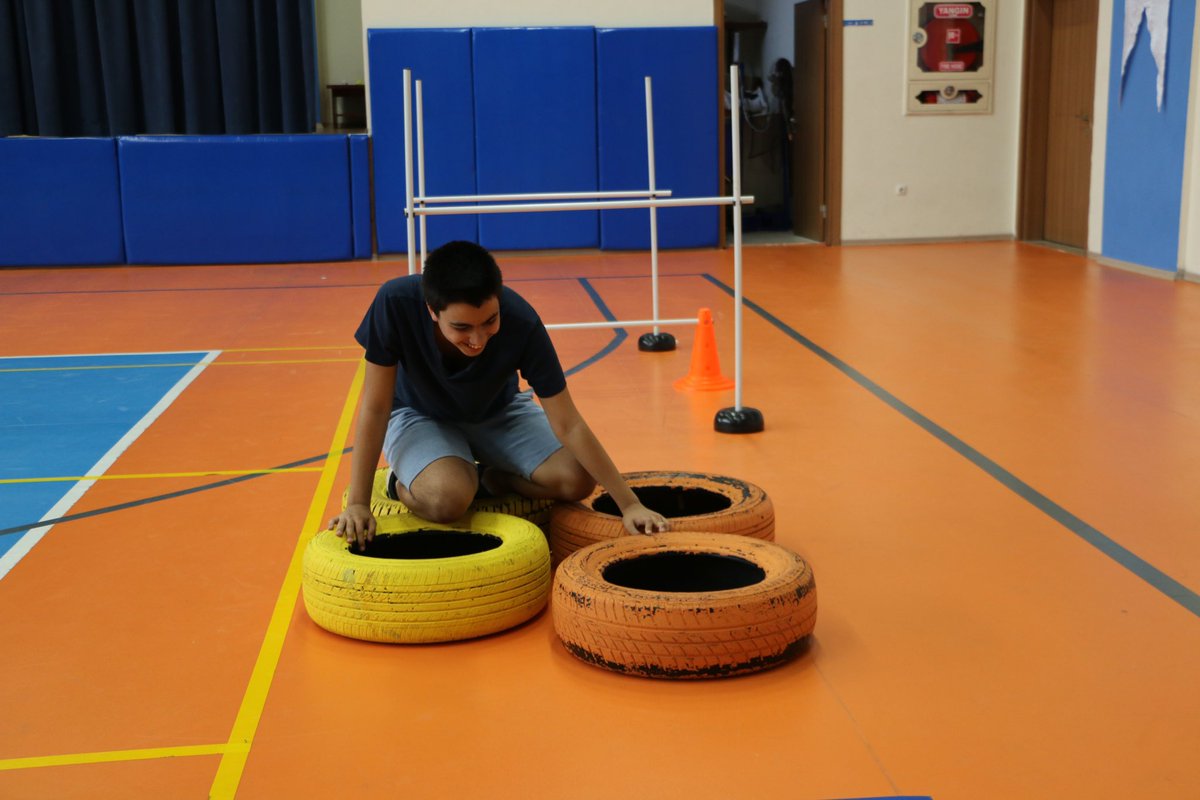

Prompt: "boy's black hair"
[421,240,503,312]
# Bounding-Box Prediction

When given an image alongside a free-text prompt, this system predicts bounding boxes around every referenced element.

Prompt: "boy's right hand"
[327,503,376,552]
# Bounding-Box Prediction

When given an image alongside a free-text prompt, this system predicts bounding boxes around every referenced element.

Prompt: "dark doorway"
[791,0,842,244]
[792,0,826,242]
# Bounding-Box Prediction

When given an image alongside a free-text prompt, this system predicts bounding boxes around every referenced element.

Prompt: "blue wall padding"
[596,27,719,249]
[1102,0,1195,272]
[350,134,373,258]
[0,138,125,266]
[368,28,477,253]
[118,135,352,264]
[472,28,599,250]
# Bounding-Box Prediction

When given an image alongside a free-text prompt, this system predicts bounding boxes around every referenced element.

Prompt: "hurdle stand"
[714,65,763,434]
[407,72,700,342]
[637,75,676,353]
[400,67,764,434]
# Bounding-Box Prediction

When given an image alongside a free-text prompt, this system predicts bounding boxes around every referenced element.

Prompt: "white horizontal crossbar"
[418,190,673,204]
[407,196,755,217]
[544,317,699,331]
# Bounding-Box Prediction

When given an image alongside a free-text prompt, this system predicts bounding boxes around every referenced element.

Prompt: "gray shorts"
[382,390,563,489]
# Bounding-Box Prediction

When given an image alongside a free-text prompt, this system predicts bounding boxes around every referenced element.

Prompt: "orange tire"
[548,471,773,564]
[552,532,816,679]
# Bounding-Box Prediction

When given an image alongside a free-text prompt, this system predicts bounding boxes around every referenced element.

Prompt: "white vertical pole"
[416,79,428,272]
[730,64,744,410]
[645,76,661,335]
[403,70,417,275]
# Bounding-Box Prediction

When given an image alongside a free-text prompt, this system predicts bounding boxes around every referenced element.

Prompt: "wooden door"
[1020,0,1098,249]
[1044,0,1097,248]
[792,0,826,241]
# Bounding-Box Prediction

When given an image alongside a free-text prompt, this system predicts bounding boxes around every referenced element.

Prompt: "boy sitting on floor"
[328,240,668,550]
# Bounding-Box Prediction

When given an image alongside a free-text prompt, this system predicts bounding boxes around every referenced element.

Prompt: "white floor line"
[0,350,221,581]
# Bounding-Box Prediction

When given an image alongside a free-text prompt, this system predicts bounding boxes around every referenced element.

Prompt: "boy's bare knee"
[407,457,476,522]
[529,452,595,502]
[417,493,471,523]
[557,469,595,502]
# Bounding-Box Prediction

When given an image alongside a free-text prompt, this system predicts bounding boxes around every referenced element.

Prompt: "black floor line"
[701,273,1200,619]
[565,277,626,377]
[0,451,349,538]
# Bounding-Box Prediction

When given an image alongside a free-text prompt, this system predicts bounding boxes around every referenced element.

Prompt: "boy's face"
[428,297,500,357]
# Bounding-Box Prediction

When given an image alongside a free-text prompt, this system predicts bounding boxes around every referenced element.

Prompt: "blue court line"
[564,277,627,378]
[702,273,1200,619]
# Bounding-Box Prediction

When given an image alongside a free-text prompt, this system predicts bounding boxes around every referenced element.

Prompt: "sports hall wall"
[4,0,1200,279]
[839,0,1198,279]
[362,0,1199,277]
[0,1,718,267]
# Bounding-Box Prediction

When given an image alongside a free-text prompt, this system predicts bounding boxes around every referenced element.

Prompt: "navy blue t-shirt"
[355,275,567,422]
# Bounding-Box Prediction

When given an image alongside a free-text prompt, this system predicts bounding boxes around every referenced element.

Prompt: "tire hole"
[591,486,733,518]
[358,531,503,559]
[602,552,766,592]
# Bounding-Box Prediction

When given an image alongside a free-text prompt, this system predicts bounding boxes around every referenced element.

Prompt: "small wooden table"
[327,84,366,130]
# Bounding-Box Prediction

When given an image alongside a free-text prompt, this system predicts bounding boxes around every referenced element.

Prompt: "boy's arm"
[327,359,397,550]
[539,387,668,535]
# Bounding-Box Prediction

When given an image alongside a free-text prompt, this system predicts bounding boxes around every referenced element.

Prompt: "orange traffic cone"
[674,308,735,391]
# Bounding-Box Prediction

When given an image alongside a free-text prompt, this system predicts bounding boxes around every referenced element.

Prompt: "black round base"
[714,407,764,434]
[637,332,677,352]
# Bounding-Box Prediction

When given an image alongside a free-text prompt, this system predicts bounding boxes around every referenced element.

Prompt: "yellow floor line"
[209,360,364,799]
[0,358,358,374]
[0,742,241,771]
[0,468,323,485]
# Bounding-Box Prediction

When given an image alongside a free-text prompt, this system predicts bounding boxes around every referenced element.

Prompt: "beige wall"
[839,0,1024,241]
[316,0,365,129]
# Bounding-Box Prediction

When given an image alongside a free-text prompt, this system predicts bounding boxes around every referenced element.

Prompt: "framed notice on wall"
[906,1,996,114]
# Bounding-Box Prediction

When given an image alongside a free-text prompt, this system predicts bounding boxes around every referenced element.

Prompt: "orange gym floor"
[1,242,1198,800]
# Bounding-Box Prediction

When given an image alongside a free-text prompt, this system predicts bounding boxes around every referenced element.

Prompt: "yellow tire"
[302,512,552,643]
[344,467,555,526]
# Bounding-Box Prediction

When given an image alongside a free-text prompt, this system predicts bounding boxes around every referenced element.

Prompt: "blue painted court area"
[0,351,215,573]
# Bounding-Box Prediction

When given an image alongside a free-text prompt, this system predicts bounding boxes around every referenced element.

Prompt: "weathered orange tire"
[552,532,816,679]
[548,471,773,564]
[344,467,556,527]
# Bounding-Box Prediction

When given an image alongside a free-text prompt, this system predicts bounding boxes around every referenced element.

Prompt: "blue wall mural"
[1102,0,1196,272]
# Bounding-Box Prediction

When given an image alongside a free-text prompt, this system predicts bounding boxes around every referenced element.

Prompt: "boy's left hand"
[622,502,669,535]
